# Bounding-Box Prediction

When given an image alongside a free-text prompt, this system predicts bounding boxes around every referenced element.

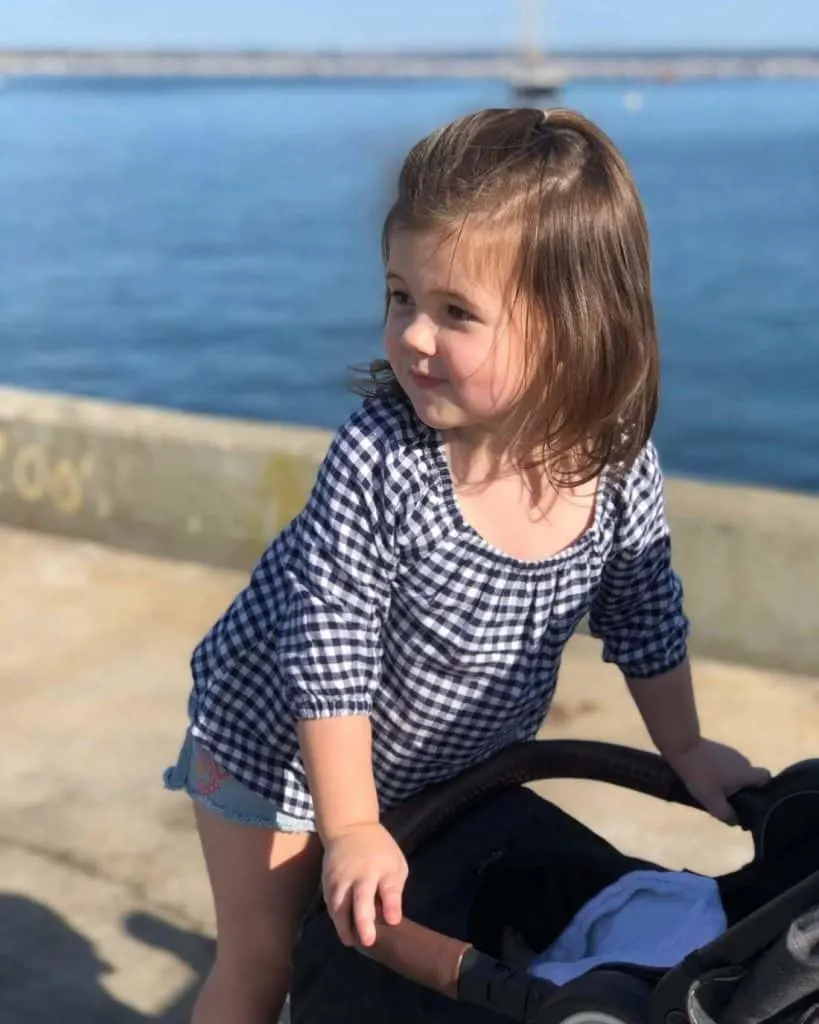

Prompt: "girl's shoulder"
[335,392,431,467]
[614,438,663,498]
[596,439,668,546]
[600,439,663,505]
[315,392,435,518]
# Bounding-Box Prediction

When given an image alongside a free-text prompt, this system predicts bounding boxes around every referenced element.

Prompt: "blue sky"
[2,0,818,52]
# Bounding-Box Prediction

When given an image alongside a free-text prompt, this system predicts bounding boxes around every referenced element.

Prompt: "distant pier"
[1,49,818,81]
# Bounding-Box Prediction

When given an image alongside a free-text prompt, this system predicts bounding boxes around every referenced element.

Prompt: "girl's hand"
[666,738,770,824]
[322,822,408,947]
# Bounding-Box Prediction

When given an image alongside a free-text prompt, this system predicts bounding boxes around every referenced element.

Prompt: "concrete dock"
[2,523,818,1021]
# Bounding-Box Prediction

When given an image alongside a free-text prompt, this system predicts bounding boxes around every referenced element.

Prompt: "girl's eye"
[389,290,412,307]
[447,303,474,323]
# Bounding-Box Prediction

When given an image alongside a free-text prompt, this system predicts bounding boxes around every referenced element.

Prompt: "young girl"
[164,107,769,1023]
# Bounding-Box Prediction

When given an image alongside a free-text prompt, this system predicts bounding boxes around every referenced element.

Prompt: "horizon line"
[3,45,819,58]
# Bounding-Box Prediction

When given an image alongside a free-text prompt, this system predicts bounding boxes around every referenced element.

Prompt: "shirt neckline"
[426,427,605,573]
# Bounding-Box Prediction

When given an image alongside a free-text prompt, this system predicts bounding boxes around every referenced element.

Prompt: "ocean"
[1,75,817,491]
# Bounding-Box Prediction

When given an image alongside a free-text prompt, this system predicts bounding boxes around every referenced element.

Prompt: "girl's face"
[384,228,528,444]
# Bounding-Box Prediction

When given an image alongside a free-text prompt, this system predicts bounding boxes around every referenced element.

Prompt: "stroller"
[290,739,819,1024]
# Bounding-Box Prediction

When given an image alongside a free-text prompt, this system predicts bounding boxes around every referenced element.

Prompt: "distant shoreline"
[2,48,819,80]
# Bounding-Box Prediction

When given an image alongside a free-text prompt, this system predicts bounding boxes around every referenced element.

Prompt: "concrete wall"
[0,387,329,571]
[661,477,819,678]
[1,385,817,677]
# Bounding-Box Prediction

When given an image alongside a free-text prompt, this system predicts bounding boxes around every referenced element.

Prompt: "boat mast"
[521,0,542,72]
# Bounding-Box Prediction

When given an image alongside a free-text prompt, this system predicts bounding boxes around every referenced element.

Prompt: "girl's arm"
[299,717,407,948]
[298,716,380,838]
[627,659,769,821]
[590,443,768,820]
[625,657,700,760]
[272,403,420,946]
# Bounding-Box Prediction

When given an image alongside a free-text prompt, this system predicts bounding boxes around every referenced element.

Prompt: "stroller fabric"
[528,869,726,984]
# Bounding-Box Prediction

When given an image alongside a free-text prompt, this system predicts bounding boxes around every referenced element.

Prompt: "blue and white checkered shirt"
[190,395,688,825]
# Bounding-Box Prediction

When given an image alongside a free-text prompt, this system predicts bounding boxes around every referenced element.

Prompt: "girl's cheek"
[383,323,402,354]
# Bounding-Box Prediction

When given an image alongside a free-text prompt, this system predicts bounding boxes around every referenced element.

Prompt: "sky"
[1,0,818,52]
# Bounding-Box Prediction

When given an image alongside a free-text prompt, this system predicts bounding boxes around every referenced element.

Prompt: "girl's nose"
[401,314,437,356]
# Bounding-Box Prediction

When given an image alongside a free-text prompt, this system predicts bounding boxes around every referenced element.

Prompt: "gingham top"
[190,395,688,824]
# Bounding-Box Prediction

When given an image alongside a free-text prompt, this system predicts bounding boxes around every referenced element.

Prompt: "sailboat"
[509,0,565,100]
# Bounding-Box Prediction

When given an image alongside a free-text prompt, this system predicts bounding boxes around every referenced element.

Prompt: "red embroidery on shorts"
[193,748,229,795]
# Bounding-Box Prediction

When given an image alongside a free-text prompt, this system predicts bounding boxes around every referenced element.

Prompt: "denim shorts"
[163,728,315,833]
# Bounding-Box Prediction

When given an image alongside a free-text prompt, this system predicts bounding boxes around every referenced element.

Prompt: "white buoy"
[623,91,645,112]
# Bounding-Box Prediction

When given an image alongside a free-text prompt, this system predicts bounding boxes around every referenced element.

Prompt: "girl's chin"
[406,393,468,431]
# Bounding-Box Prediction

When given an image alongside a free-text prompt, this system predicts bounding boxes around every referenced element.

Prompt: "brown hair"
[354,106,659,486]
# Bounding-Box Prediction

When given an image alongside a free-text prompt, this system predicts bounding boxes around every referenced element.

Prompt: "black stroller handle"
[366,739,763,1011]
[383,738,703,857]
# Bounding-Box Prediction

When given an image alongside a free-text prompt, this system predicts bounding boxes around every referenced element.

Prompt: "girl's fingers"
[378,874,404,927]
[705,790,737,825]
[745,765,772,788]
[328,883,356,947]
[686,779,736,825]
[352,877,379,948]
[725,765,771,794]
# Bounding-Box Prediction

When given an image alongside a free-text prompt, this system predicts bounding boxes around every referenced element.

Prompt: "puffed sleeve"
[274,400,415,718]
[588,441,689,679]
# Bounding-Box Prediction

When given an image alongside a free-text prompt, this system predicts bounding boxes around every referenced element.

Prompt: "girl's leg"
[192,802,323,1024]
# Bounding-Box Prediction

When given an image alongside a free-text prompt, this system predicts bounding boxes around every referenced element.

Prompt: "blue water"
[1,77,818,491]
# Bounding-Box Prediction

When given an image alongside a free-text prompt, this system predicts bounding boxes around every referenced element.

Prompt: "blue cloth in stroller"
[526,868,727,984]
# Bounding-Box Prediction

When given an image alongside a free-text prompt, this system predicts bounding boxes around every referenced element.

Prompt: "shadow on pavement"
[0,894,215,1023]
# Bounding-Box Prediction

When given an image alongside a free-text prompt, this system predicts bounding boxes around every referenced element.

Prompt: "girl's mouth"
[410,371,445,390]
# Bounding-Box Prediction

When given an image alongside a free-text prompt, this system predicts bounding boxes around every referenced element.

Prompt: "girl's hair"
[354,107,660,486]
